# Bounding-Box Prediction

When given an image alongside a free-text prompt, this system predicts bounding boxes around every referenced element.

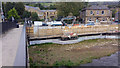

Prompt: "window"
[89,17,91,21]
[102,11,104,14]
[90,11,93,14]
[96,11,99,15]
[88,17,91,21]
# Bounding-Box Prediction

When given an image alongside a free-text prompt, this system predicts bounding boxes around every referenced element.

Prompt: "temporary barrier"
[26,24,119,39]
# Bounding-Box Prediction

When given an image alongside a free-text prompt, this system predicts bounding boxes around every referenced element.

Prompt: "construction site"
[26,24,119,40]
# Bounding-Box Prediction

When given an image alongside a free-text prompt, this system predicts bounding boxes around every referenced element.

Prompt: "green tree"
[49,5,56,10]
[22,11,31,18]
[34,3,44,10]
[2,2,25,18]
[3,2,15,17]
[7,8,20,20]
[31,12,39,21]
[56,2,88,17]
[14,2,25,17]
[112,10,116,17]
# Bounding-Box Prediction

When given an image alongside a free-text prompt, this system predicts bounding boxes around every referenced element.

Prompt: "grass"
[53,60,74,66]
[28,39,118,67]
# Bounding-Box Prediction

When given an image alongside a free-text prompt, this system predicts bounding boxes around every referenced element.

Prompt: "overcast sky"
[1,0,119,2]
[88,0,119,2]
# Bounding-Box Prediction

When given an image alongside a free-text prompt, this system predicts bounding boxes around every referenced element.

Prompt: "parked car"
[51,21,63,26]
[34,21,42,26]
[85,22,95,26]
[42,22,48,26]
[62,22,67,26]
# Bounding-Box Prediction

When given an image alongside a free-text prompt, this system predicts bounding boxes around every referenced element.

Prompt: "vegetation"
[7,8,20,20]
[14,2,25,17]
[31,12,39,21]
[29,39,118,67]
[56,2,88,17]
[25,2,56,10]
[22,10,31,19]
[2,2,25,18]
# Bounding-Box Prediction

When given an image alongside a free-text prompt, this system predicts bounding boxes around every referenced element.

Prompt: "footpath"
[2,25,24,66]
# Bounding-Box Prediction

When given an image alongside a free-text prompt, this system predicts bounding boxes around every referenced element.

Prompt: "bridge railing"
[1,21,16,34]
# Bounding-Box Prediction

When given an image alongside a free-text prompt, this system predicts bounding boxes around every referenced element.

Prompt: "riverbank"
[81,51,118,66]
[28,38,118,66]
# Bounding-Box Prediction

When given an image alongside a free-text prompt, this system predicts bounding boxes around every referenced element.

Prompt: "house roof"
[25,5,40,10]
[40,10,56,12]
[84,5,109,10]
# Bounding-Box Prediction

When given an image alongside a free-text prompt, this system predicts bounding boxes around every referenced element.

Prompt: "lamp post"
[1,2,4,22]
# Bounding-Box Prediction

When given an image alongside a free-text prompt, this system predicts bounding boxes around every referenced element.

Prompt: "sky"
[1,0,120,2]
[88,0,119,2]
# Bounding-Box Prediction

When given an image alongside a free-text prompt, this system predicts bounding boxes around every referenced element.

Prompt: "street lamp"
[1,2,5,22]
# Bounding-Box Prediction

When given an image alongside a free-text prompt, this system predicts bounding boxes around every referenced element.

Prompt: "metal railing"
[0,21,16,34]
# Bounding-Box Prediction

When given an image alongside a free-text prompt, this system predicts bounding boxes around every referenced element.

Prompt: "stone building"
[25,5,57,21]
[80,5,112,24]
[38,10,57,21]
[115,8,120,21]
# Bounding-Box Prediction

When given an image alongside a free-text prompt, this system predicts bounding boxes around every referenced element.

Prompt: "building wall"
[82,9,112,24]
[25,6,57,20]
[86,10,112,17]
[40,11,57,20]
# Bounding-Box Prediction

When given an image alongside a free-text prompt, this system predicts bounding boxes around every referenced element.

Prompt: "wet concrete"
[30,35,119,45]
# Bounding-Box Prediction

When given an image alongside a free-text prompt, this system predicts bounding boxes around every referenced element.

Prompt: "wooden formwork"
[26,25,119,38]
[26,27,34,37]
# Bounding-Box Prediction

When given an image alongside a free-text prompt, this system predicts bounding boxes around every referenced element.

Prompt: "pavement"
[2,25,24,66]
[0,34,2,68]
[14,24,26,66]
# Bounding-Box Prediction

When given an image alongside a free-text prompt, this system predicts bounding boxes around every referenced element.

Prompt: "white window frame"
[96,11,99,15]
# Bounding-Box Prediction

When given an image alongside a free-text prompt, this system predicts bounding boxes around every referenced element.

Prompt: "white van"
[34,21,43,26]
[51,21,63,26]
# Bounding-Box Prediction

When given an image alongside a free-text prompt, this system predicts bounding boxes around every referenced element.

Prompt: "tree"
[34,3,44,10]
[56,2,88,17]
[22,11,31,19]
[3,2,15,17]
[3,2,25,18]
[31,12,39,21]
[14,2,25,17]
[7,8,20,20]
[49,5,56,10]
[112,10,117,17]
